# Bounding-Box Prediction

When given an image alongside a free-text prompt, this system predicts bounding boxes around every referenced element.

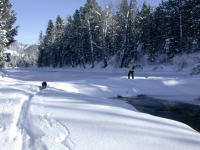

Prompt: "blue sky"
[11,0,162,45]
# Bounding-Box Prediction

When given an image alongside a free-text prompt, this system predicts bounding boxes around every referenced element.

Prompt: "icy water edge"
[115,95,200,132]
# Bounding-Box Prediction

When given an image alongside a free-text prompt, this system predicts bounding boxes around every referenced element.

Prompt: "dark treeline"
[38,0,200,68]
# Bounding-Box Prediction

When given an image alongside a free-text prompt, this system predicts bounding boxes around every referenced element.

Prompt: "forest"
[0,0,199,69]
[37,0,200,68]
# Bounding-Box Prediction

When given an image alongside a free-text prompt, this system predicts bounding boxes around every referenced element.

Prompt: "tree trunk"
[87,20,94,68]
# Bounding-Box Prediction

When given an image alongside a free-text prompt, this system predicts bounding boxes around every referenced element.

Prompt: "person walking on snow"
[128,62,135,79]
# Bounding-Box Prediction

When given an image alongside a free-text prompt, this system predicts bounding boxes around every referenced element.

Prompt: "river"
[116,95,200,132]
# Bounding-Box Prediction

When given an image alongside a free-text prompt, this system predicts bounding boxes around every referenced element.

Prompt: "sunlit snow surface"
[0,68,200,150]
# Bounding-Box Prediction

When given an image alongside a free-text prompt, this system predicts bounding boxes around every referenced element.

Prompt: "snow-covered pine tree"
[193,0,200,43]
[72,9,86,68]
[104,1,117,58]
[125,0,138,65]
[38,20,55,67]
[149,3,167,62]
[115,0,129,67]
[181,0,200,52]
[38,31,44,45]
[115,0,137,67]
[192,0,200,51]
[162,0,182,57]
[55,16,65,40]
[66,11,82,67]
[100,0,117,67]
[53,15,65,67]
[0,0,17,67]
[37,0,200,68]
[37,31,44,67]
[61,16,75,66]
[135,2,155,61]
[83,0,103,68]
[55,16,72,67]
[0,21,7,58]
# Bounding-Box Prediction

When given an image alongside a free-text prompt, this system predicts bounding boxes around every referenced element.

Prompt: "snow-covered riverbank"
[0,68,200,150]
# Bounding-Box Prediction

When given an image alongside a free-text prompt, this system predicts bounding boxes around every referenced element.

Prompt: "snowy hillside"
[3,42,38,67]
[123,52,200,76]
[0,68,200,150]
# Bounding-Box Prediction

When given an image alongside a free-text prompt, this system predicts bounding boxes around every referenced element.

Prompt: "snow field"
[0,68,200,150]
[0,77,40,150]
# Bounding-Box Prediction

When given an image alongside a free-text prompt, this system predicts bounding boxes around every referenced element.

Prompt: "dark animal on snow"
[42,81,47,89]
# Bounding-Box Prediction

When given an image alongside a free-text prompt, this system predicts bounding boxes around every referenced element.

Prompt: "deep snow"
[0,67,200,150]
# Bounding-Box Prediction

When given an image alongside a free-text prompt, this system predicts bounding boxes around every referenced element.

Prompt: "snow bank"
[137,52,200,76]
[0,68,200,150]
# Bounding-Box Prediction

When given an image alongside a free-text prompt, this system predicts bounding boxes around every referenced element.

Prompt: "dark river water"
[116,95,200,132]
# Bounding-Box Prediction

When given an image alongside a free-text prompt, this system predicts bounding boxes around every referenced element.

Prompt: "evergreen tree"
[38,31,44,44]
[193,0,200,50]
[0,0,17,66]
[61,16,75,66]
[83,0,103,68]
[45,20,55,45]
[192,0,200,42]
[53,15,65,67]
[115,0,137,67]
[115,0,129,67]
[38,20,55,67]
[151,4,166,58]
[105,1,117,57]
[126,0,138,64]
[0,0,17,46]
[161,0,183,57]
[181,0,200,52]
[45,19,55,66]
[98,1,118,68]
[72,9,86,68]
[37,31,44,67]
[37,0,200,68]
[55,15,65,40]
[135,2,154,59]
